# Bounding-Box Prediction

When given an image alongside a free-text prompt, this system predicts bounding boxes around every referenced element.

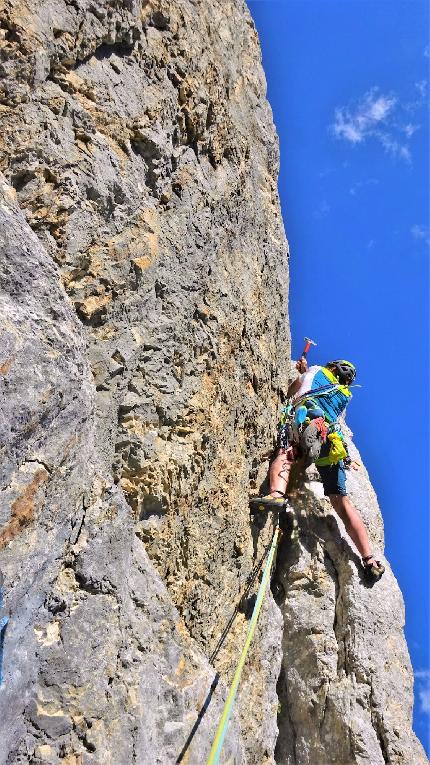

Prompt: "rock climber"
[250,358,385,582]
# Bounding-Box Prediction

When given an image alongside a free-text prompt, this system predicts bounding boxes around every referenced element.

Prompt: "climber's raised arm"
[287,357,308,398]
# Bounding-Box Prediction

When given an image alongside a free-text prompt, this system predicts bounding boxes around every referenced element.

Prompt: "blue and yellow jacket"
[294,366,352,466]
[296,365,352,424]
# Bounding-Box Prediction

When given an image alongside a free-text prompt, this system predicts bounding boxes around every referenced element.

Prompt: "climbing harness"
[206,526,281,765]
[278,365,361,464]
[278,405,330,466]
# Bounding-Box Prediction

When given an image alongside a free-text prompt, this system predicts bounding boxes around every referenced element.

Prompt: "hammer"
[301,336,317,359]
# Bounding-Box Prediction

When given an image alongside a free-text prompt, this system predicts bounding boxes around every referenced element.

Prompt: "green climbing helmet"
[326,359,357,385]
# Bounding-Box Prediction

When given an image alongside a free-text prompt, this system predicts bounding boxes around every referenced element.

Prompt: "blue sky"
[248,0,429,753]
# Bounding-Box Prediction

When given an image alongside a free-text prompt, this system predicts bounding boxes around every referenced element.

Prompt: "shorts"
[316,461,347,496]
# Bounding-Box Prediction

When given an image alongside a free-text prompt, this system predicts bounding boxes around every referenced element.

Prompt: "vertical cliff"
[0,1,427,764]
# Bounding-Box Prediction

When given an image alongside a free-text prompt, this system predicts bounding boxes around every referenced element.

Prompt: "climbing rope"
[209,534,275,665]
[206,525,281,765]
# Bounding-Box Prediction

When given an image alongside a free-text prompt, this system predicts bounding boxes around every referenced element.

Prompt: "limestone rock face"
[0,177,245,765]
[0,1,426,764]
[0,1,286,762]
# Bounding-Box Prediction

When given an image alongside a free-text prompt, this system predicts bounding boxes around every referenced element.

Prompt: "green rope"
[206,526,281,765]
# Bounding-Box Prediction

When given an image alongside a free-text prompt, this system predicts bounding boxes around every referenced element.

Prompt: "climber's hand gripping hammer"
[301,336,317,359]
[296,336,317,373]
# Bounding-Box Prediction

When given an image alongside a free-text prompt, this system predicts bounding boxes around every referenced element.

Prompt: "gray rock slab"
[0,1,426,763]
[0,178,243,764]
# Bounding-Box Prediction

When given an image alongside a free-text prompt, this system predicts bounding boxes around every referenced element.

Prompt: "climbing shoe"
[362,554,385,582]
[249,493,293,514]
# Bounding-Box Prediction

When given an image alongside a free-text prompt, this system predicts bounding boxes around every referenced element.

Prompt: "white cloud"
[331,83,426,161]
[415,79,427,99]
[399,146,411,161]
[378,132,411,162]
[404,80,428,114]
[411,224,430,246]
[419,689,430,714]
[332,88,397,144]
[403,123,420,137]
[314,200,330,219]
[415,671,430,715]
[349,178,379,195]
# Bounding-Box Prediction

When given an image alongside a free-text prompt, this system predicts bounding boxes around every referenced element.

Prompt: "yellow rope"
[206,526,281,765]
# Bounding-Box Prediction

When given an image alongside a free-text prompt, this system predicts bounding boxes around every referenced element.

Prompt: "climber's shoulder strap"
[319,367,352,398]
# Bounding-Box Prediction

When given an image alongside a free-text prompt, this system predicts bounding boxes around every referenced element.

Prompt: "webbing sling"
[294,382,344,406]
[206,526,281,765]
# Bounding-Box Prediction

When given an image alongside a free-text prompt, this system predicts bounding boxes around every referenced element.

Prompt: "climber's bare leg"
[269,447,295,497]
[328,494,376,564]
